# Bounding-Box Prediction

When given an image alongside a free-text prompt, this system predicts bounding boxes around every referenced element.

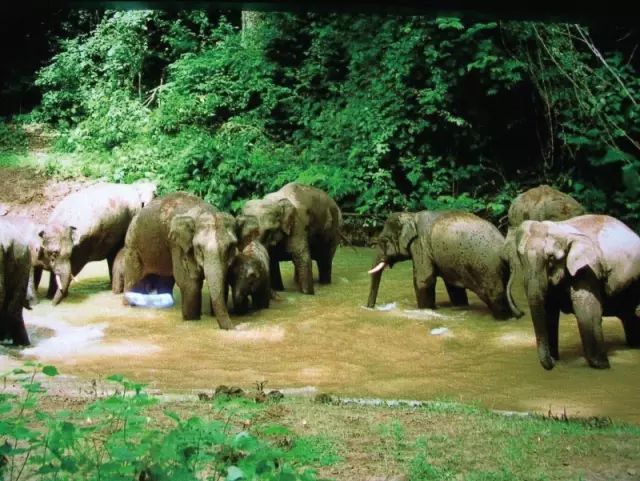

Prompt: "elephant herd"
[1,181,639,372]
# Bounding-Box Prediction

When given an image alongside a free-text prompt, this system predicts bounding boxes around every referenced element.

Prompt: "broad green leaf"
[42,365,59,377]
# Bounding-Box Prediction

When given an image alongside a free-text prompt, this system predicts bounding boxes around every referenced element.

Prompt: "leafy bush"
[0,363,329,481]
[0,122,28,153]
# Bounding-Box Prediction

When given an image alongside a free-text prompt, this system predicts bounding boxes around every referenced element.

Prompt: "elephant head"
[240,198,296,248]
[367,212,416,308]
[235,214,261,250]
[168,209,238,330]
[132,180,157,208]
[39,224,78,305]
[516,220,604,369]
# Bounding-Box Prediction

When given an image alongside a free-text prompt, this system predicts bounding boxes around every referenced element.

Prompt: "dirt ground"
[0,166,93,223]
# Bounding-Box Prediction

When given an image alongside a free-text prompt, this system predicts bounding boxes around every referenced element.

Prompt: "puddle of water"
[1,246,640,423]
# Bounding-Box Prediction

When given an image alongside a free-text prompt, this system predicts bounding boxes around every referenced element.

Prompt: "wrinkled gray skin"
[111,247,126,294]
[228,240,271,314]
[40,181,157,305]
[238,183,342,295]
[367,211,522,320]
[508,185,586,228]
[0,217,31,345]
[516,215,640,370]
[123,192,238,329]
[1,215,47,306]
[504,185,586,319]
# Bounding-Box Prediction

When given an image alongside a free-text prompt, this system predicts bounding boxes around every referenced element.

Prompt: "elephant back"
[428,211,506,289]
[277,182,342,238]
[508,184,585,228]
[0,217,31,261]
[125,192,218,276]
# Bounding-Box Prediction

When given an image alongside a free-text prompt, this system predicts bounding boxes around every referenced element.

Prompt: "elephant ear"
[566,235,604,279]
[515,220,538,257]
[278,199,296,236]
[169,215,196,252]
[398,215,418,252]
[236,214,260,245]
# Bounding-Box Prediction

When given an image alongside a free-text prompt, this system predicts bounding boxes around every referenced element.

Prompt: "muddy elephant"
[237,182,342,295]
[123,192,238,329]
[367,211,522,320]
[39,180,157,304]
[228,240,270,314]
[504,185,587,308]
[508,185,586,228]
[1,215,48,306]
[0,217,32,345]
[515,215,640,370]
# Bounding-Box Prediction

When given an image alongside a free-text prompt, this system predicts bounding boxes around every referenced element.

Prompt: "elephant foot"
[539,355,556,371]
[217,319,235,330]
[416,301,436,309]
[587,356,610,369]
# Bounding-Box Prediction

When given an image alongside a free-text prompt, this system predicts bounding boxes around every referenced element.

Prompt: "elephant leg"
[122,248,145,305]
[46,273,58,300]
[7,262,31,345]
[26,267,38,307]
[317,254,333,284]
[270,256,284,291]
[33,266,42,290]
[292,250,314,295]
[546,298,561,361]
[570,277,609,369]
[413,263,436,309]
[444,282,468,306]
[619,313,640,347]
[106,243,124,283]
[177,278,203,320]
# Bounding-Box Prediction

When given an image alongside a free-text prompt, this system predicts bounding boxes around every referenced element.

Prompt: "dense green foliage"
[3,10,640,227]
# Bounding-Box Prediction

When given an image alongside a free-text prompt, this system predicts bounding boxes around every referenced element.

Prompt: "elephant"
[237,182,342,295]
[504,185,587,309]
[228,240,270,314]
[508,184,586,228]
[367,210,523,320]
[122,192,238,329]
[39,180,157,304]
[514,214,640,370]
[1,215,47,306]
[0,217,32,345]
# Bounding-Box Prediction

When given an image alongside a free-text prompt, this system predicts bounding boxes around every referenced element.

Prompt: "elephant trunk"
[204,263,234,330]
[502,230,523,319]
[524,274,555,370]
[366,253,386,308]
[505,260,524,319]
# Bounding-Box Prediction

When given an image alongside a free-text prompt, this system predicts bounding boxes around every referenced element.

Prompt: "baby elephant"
[228,240,271,314]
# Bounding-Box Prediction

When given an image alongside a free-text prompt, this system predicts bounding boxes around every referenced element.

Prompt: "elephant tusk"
[55,274,63,288]
[368,261,387,275]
